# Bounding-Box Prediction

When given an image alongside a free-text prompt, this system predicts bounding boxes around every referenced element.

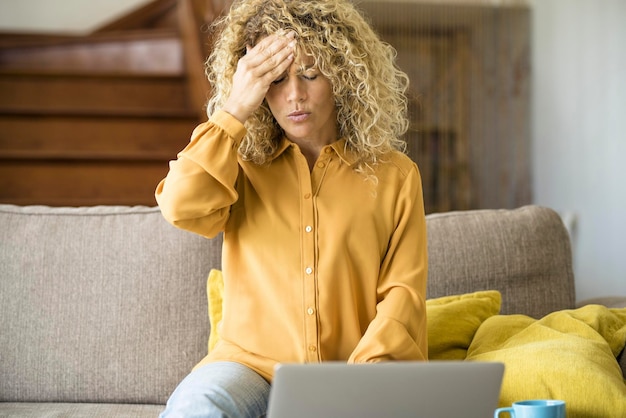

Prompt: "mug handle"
[494,407,515,418]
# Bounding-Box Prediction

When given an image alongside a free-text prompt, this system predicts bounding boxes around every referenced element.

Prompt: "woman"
[156,0,428,416]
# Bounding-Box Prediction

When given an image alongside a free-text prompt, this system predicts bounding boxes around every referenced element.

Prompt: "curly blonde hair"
[205,0,409,172]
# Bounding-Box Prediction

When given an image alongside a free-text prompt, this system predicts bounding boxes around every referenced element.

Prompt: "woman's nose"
[285,78,305,102]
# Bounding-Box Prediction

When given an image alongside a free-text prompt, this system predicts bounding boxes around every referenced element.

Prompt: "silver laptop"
[267,361,504,418]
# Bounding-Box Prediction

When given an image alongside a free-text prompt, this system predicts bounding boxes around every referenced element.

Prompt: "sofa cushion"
[426,205,575,318]
[426,290,501,360]
[0,205,221,404]
[0,403,164,417]
[466,305,626,417]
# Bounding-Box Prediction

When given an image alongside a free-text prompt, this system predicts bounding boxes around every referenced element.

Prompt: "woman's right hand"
[221,31,296,123]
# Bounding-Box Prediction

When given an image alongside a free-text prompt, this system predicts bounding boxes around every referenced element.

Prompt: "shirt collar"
[269,137,360,167]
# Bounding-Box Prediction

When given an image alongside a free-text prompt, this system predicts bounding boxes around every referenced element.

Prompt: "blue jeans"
[159,361,271,418]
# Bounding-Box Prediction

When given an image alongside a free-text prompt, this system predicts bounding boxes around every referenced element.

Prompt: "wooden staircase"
[0,0,229,206]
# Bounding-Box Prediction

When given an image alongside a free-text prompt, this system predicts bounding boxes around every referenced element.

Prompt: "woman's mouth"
[287,111,310,122]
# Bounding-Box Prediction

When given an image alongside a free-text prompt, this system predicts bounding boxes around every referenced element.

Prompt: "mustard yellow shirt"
[155,110,428,381]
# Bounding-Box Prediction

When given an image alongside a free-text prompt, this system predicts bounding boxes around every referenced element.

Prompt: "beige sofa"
[0,204,623,417]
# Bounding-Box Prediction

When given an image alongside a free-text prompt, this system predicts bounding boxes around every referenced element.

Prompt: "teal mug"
[494,400,566,418]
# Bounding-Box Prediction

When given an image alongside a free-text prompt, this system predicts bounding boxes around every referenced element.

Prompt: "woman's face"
[265,53,338,146]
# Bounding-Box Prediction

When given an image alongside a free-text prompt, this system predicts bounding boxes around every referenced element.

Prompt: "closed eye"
[272,75,287,85]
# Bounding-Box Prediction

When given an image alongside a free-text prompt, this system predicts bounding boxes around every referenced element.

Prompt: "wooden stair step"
[0,106,198,118]
[0,29,183,74]
[0,160,167,206]
[0,113,199,162]
[0,72,194,113]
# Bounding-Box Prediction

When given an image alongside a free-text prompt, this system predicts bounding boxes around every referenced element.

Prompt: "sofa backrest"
[0,205,221,404]
[426,205,576,317]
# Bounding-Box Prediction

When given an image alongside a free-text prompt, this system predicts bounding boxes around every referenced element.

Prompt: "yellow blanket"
[467,304,626,417]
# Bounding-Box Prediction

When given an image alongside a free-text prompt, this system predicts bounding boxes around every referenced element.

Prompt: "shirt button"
[317,162,325,168]
[307,307,315,315]
[305,225,312,233]
[325,148,332,154]
[305,267,313,275]
[304,193,311,199]
[308,345,317,352]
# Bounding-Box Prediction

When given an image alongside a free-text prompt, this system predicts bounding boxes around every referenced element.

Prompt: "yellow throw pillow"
[207,269,224,353]
[426,290,502,360]
[466,305,626,417]
[205,269,501,361]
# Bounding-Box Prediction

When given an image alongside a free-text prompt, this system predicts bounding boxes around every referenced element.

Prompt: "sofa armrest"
[576,296,626,309]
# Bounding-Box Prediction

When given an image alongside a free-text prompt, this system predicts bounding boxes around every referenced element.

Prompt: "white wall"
[531,0,626,301]
[0,0,152,34]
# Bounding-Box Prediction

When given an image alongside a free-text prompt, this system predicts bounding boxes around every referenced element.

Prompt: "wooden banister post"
[177,0,211,120]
